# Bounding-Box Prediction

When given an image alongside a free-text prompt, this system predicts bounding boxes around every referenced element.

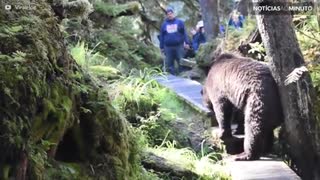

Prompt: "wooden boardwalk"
[226,158,301,180]
[154,74,211,115]
[155,75,301,180]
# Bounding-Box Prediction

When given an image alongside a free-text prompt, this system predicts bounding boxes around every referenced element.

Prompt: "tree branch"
[295,27,320,43]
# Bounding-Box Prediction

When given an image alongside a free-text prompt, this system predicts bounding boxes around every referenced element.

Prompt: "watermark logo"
[2,0,36,11]
[4,4,11,10]
[250,1,316,15]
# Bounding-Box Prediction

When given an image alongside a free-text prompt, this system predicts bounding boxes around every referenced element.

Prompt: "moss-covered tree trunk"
[254,0,320,179]
[0,0,139,179]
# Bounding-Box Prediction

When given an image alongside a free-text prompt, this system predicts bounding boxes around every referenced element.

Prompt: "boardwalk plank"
[226,158,301,180]
[154,75,210,114]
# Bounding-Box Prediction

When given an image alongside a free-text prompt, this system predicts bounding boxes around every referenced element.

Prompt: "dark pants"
[164,45,183,75]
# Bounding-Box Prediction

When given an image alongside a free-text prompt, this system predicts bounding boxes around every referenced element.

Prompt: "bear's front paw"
[234,152,258,161]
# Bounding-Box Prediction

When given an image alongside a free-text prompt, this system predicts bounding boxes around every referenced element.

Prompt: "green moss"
[76,90,140,179]
[44,162,90,180]
[0,5,137,180]
[94,1,140,17]
[30,84,73,145]
[196,38,222,68]
[0,1,148,179]
[63,0,93,19]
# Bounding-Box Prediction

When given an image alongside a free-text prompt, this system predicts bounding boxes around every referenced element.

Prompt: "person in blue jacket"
[160,7,189,75]
[228,10,245,29]
[191,20,206,53]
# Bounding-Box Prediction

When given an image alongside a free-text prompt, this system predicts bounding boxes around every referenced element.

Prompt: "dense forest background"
[0,0,319,179]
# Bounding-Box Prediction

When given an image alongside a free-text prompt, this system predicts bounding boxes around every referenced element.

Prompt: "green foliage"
[296,15,320,124]
[310,66,320,122]
[0,25,23,35]
[196,38,223,67]
[70,41,87,67]
[0,1,237,179]
[311,66,320,91]
[70,41,105,68]
[94,1,140,17]
[89,65,121,80]
[63,0,93,19]
[109,68,187,146]
[110,68,162,124]
[248,42,266,60]
[294,15,320,62]
[0,1,143,179]
[46,164,82,180]
[152,88,187,121]
[63,1,162,75]
[103,62,230,179]
[96,29,159,74]
[70,41,122,81]
[147,142,231,180]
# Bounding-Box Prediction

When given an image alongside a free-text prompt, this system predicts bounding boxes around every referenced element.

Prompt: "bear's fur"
[202,53,283,160]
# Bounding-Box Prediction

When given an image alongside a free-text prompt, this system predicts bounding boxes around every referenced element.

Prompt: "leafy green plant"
[109,68,163,123]
[294,15,320,62]
[295,15,320,122]
[70,41,105,69]
[248,42,266,60]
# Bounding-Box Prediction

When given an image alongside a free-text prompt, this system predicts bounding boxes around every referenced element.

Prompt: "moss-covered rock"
[196,39,222,68]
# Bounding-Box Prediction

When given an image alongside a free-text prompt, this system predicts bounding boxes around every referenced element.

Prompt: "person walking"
[159,7,189,75]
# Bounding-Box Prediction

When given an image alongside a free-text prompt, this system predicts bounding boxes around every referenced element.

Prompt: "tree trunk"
[16,152,27,180]
[254,1,320,179]
[199,0,219,40]
[236,0,249,16]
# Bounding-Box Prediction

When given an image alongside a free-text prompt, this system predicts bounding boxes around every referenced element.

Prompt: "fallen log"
[141,151,199,179]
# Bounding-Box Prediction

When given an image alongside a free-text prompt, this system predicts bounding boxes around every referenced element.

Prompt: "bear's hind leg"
[235,123,264,160]
[235,105,264,161]
[212,98,233,140]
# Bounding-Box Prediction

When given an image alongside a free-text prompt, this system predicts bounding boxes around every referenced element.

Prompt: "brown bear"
[202,53,283,160]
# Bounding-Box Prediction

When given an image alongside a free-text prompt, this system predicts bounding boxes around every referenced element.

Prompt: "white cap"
[196,20,204,29]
